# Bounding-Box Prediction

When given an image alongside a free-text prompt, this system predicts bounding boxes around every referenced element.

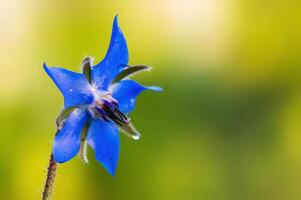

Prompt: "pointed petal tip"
[43,62,54,76]
[43,63,52,77]
[91,14,128,90]
[148,86,163,92]
[113,15,119,28]
[43,62,49,71]
[114,14,118,20]
[107,166,117,176]
[100,160,117,176]
[87,120,120,176]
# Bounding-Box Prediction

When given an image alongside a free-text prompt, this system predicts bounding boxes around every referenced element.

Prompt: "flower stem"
[42,153,57,200]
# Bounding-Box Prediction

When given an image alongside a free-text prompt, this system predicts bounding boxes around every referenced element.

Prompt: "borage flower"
[44,16,162,175]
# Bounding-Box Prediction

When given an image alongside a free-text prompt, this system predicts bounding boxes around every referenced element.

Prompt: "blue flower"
[44,16,162,175]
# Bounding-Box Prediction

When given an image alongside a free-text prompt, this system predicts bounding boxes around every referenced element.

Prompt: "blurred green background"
[0,0,301,199]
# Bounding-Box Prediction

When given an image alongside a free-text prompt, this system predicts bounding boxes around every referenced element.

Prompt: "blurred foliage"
[0,0,300,199]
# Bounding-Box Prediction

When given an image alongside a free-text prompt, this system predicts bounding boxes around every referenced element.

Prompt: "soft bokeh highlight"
[0,0,300,199]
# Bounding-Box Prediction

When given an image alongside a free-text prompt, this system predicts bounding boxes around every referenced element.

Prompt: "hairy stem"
[42,153,57,200]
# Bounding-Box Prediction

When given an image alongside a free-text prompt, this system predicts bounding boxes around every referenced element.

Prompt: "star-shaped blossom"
[44,16,162,175]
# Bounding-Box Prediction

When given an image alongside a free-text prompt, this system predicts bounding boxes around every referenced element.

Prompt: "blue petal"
[87,119,120,175]
[44,63,94,108]
[53,109,88,163]
[91,15,129,91]
[110,80,162,114]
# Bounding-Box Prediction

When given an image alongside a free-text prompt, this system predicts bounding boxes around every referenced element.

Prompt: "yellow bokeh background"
[0,0,300,199]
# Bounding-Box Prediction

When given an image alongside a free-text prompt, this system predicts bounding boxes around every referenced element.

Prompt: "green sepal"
[79,124,89,163]
[112,65,151,84]
[82,56,92,83]
[56,107,78,130]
